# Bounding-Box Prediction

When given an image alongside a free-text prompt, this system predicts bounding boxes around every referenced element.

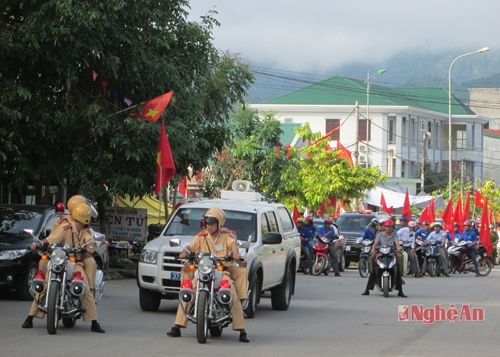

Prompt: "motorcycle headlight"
[361,239,372,246]
[376,259,385,269]
[51,249,67,266]
[140,249,157,264]
[380,246,391,255]
[198,258,213,275]
[0,249,28,260]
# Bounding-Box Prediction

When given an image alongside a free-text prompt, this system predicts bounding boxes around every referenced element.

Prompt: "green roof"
[263,76,474,115]
[279,123,300,145]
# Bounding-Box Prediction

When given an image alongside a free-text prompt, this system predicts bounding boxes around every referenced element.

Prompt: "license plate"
[345,245,351,251]
[170,272,181,281]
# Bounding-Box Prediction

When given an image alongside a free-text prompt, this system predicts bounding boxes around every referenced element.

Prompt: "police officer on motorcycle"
[167,208,250,343]
[22,202,105,333]
[362,219,407,297]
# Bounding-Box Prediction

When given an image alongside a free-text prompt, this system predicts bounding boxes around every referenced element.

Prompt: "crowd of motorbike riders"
[298,212,497,298]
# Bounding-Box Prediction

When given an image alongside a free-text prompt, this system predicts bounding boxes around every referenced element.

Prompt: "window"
[325,119,340,141]
[456,130,466,149]
[277,207,294,232]
[402,117,407,145]
[266,211,279,232]
[260,213,269,238]
[388,116,396,144]
[359,119,371,141]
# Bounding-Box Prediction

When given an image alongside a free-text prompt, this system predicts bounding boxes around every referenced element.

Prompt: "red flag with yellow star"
[134,91,173,122]
[155,121,176,195]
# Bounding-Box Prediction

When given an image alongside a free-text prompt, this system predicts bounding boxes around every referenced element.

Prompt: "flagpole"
[106,101,145,117]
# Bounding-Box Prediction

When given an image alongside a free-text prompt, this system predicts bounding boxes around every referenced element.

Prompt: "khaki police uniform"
[174,228,247,330]
[28,220,98,321]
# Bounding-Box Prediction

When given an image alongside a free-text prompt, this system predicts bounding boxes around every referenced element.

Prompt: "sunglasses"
[204,216,218,225]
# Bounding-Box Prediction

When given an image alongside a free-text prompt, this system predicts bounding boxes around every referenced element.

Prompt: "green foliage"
[0,1,252,205]
[279,124,385,211]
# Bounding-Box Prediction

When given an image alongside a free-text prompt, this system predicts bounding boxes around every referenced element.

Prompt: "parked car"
[335,211,391,268]
[0,204,109,300]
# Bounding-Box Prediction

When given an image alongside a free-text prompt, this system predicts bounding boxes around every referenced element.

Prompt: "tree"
[199,107,287,199]
[279,124,385,211]
[0,0,252,205]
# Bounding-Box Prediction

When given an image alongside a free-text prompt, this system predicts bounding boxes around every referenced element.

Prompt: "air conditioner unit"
[359,144,367,153]
[359,155,366,163]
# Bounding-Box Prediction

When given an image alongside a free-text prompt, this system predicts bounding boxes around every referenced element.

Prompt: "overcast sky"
[188,0,499,73]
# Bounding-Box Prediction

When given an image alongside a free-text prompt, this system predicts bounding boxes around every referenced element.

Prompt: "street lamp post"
[448,47,489,199]
[365,68,386,166]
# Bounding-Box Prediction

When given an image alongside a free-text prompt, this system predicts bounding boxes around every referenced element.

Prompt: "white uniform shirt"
[397,227,416,249]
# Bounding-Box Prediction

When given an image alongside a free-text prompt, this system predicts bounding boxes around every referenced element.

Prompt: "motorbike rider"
[297,217,314,274]
[316,217,341,276]
[362,219,407,297]
[363,218,379,241]
[425,222,450,277]
[397,220,421,278]
[415,221,431,271]
[167,208,250,343]
[22,203,105,333]
[459,220,480,276]
[489,224,498,264]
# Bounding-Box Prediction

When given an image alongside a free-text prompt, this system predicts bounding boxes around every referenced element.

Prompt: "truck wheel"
[271,265,292,311]
[244,275,260,319]
[139,288,161,311]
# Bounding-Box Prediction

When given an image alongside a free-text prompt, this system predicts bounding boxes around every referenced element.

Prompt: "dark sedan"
[0,204,109,300]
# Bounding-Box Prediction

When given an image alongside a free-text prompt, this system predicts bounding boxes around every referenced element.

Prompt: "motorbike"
[374,245,397,297]
[179,253,235,344]
[447,240,493,276]
[421,239,442,277]
[311,235,344,276]
[358,239,374,278]
[31,243,104,335]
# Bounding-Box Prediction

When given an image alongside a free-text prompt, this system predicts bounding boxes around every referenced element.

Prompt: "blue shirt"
[298,225,315,244]
[316,225,338,243]
[362,227,377,241]
[460,229,477,243]
[415,228,431,241]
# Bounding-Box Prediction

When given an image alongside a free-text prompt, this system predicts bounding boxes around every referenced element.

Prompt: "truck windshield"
[336,215,373,232]
[163,207,257,242]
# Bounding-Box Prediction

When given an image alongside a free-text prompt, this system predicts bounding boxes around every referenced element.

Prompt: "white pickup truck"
[137,191,301,318]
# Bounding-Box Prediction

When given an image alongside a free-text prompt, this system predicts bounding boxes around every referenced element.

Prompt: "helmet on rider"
[323,217,333,225]
[422,221,430,227]
[383,219,394,227]
[296,217,305,225]
[408,221,417,228]
[431,222,442,229]
[204,208,225,227]
[305,216,314,224]
[67,195,86,212]
[370,218,379,228]
[70,203,92,225]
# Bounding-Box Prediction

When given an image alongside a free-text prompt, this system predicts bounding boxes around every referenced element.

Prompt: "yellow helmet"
[67,195,86,212]
[204,208,225,227]
[71,203,91,224]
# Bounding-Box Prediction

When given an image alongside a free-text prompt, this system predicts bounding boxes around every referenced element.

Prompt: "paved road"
[1,267,499,357]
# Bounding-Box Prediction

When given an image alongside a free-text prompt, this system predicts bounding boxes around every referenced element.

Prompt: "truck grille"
[345,237,360,245]
[162,252,183,272]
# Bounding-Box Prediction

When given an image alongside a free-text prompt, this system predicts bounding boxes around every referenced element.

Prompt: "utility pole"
[354,101,359,166]
[421,132,431,193]
[460,157,465,199]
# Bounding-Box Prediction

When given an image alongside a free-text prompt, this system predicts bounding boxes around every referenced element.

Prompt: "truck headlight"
[0,249,28,260]
[140,249,157,264]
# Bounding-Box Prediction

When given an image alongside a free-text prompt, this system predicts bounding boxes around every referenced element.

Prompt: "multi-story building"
[250,76,488,194]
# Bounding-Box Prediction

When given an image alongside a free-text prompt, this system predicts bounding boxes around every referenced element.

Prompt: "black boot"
[167,326,181,337]
[91,320,105,333]
[361,290,369,296]
[22,316,33,329]
[239,330,250,343]
[398,290,407,298]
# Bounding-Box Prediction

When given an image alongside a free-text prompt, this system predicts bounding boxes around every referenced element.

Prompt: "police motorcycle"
[447,239,493,276]
[31,241,104,335]
[421,238,441,277]
[358,239,374,278]
[374,245,397,297]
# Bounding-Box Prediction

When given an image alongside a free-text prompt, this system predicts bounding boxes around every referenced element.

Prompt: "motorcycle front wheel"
[196,290,209,344]
[311,256,327,276]
[382,275,389,297]
[47,281,61,335]
[358,257,369,278]
[477,257,493,276]
[427,260,436,277]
